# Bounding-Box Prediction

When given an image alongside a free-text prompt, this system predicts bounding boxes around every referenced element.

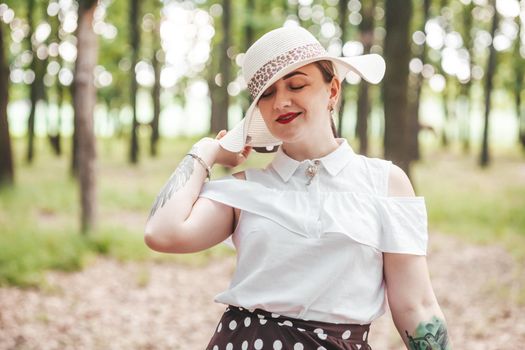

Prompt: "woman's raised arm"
[144,132,251,254]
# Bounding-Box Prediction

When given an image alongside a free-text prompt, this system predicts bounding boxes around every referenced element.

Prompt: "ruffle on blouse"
[199,176,428,255]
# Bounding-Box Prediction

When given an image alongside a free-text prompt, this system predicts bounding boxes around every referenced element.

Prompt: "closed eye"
[260,84,306,98]
[260,91,273,98]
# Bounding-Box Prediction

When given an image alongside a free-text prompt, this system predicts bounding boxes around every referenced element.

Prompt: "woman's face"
[256,63,339,144]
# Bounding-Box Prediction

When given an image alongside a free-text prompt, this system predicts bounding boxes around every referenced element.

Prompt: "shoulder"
[387,164,416,197]
[231,171,246,180]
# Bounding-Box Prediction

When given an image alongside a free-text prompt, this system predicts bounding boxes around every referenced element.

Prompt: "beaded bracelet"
[186,153,211,181]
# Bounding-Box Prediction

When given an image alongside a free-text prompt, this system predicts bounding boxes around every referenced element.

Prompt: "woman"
[145,26,451,350]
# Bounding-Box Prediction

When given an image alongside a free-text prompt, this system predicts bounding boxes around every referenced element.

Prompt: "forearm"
[145,139,219,239]
[391,301,452,350]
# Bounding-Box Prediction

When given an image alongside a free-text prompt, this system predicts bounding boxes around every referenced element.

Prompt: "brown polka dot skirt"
[206,305,372,350]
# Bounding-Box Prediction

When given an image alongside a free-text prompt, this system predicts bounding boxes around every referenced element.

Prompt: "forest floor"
[0,231,524,350]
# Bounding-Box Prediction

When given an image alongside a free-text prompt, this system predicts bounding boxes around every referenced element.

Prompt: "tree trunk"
[517,80,525,150]
[244,0,255,51]
[459,1,474,153]
[440,78,450,147]
[513,12,525,150]
[480,0,499,167]
[71,104,79,176]
[337,0,349,138]
[25,0,37,164]
[210,0,231,135]
[50,79,64,156]
[356,0,376,155]
[150,24,161,157]
[407,0,431,162]
[0,21,14,186]
[74,0,99,234]
[458,82,472,152]
[129,0,140,163]
[239,0,255,119]
[56,18,64,157]
[436,0,451,149]
[47,7,62,156]
[383,0,413,175]
[26,0,47,164]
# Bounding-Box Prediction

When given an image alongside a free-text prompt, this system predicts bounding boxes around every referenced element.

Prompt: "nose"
[272,88,292,111]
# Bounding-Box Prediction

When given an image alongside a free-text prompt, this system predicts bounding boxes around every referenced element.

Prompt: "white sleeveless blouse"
[199,138,428,324]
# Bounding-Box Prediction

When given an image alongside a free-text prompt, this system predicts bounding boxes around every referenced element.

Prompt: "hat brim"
[218,53,385,153]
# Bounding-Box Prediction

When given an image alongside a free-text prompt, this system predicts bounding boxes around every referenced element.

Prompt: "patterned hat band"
[247,42,327,99]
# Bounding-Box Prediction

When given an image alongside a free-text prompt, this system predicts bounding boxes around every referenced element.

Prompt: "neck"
[281,135,341,161]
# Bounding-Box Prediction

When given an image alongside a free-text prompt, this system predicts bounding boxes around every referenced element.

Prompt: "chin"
[272,133,304,145]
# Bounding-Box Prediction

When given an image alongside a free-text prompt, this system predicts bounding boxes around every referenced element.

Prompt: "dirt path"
[0,233,523,350]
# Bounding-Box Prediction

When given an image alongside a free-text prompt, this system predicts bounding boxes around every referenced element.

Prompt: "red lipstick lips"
[276,112,301,124]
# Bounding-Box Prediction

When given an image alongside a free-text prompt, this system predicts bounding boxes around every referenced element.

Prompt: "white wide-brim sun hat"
[218,25,386,153]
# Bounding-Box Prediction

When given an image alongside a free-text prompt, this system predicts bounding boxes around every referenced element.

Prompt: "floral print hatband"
[247,42,326,99]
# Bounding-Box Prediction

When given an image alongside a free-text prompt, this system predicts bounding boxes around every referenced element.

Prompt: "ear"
[328,77,341,104]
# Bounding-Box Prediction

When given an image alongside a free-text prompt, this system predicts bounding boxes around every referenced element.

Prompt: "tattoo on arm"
[406,316,451,350]
[148,146,199,219]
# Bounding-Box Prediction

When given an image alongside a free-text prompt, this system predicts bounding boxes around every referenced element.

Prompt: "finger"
[215,130,227,139]
[242,146,252,158]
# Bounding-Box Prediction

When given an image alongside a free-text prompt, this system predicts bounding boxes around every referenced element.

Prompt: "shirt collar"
[270,138,355,182]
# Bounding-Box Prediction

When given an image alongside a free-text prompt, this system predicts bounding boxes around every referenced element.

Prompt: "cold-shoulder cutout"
[231,171,246,180]
[387,163,416,197]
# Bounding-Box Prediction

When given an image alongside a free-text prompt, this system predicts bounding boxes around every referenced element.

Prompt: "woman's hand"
[213,129,252,168]
[192,130,252,169]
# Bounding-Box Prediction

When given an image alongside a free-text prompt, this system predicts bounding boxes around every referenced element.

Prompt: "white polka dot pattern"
[206,305,371,349]
[294,343,304,350]
[254,339,264,349]
[317,333,327,340]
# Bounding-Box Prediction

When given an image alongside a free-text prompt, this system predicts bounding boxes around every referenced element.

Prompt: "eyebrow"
[282,71,308,80]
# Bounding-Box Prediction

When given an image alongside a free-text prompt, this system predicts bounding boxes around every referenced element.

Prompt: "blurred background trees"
[0,0,524,231]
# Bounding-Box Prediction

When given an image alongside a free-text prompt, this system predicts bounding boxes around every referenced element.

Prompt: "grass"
[0,134,524,287]
[413,143,525,259]
[0,135,235,287]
